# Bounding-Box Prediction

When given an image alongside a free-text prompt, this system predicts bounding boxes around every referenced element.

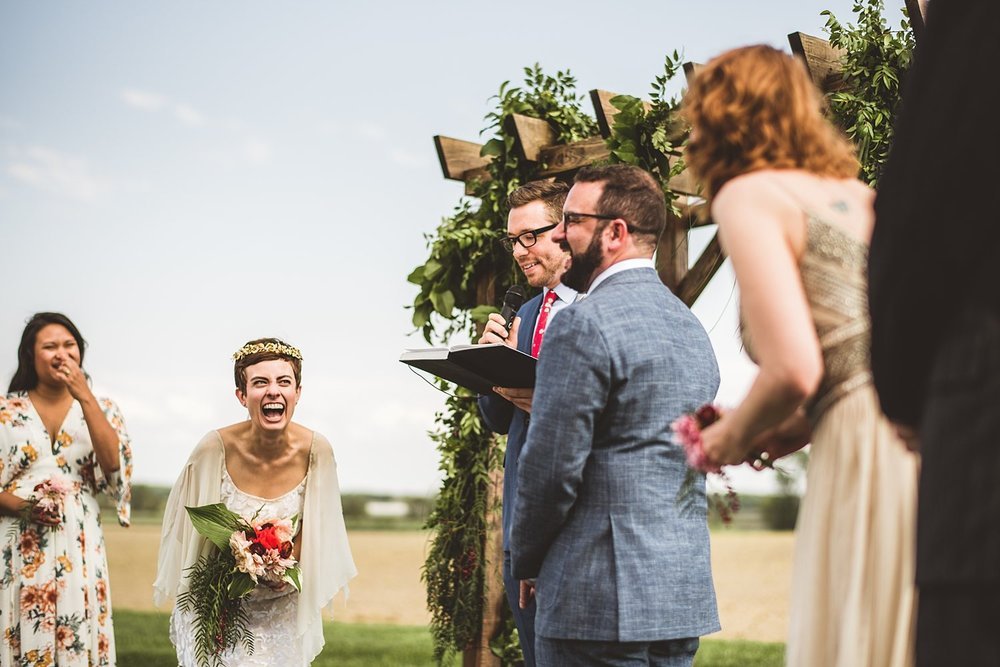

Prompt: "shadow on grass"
[114,609,783,667]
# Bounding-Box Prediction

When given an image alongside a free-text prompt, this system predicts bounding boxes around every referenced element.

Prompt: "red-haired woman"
[683,45,917,666]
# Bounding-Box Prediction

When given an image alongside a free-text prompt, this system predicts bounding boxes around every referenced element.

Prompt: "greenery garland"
[413,7,914,660]
[603,51,688,214]
[822,0,915,185]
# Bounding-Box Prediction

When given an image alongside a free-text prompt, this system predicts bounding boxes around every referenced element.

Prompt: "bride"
[154,338,356,666]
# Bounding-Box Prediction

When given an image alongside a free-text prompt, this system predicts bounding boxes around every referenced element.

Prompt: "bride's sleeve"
[153,432,223,607]
[297,433,357,660]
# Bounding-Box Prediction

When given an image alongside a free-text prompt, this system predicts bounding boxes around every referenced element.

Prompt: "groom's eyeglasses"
[561,211,621,227]
[562,211,638,233]
[499,223,559,253]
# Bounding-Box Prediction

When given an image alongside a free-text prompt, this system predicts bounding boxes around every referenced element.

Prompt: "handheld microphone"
[499,285,527,333]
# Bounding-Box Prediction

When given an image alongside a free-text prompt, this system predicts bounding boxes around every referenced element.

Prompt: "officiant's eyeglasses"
[500,223,559,253]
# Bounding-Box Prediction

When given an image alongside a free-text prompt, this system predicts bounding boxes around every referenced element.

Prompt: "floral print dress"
[0,391,132,667]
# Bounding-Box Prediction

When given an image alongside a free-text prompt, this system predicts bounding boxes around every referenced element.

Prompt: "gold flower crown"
[232,341,303,362]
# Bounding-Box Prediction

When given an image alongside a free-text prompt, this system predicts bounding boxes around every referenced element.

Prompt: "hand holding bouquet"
[177,503,301,667]
[673,404,791,524]
[673,404,741,524]
[23,476,71,526]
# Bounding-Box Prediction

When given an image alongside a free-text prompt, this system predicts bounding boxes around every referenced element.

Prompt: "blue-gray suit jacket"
[510,267,721,642]
[478,293,543,551]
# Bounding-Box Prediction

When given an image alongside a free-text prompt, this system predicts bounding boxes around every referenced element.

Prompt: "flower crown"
[232,341,303,362]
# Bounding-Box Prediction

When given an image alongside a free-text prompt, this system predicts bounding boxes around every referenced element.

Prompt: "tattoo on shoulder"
[830,200,849,213]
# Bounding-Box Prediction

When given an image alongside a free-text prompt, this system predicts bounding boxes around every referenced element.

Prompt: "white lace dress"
[170,467,308,667]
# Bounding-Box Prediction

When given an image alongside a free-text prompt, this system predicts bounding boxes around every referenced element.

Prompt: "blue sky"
[0,0,876,494]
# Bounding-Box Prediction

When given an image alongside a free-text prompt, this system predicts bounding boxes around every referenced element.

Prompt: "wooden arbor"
[431,6,925,662]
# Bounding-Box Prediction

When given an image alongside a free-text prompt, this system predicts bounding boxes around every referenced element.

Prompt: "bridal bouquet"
[672,404,741,524]
[177,503,301,667]
[24,476,72,525]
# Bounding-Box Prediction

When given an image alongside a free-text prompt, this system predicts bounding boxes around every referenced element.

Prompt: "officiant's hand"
[479,313,521,349]
[494,387,533,413]
[519,579,536,609]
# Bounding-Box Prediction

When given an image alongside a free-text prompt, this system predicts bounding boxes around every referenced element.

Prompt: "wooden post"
[464,466,505,667]
[462,276,504,667]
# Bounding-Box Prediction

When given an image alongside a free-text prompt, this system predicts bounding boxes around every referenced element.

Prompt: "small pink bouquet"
[672,404,741,524]
[27,476,72,524]
[177,504,301,666]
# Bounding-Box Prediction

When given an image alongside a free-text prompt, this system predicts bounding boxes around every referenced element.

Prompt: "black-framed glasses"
[499,222,559,253]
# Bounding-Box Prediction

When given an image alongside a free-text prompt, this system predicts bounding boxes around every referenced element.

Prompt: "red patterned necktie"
[531,290,559,357]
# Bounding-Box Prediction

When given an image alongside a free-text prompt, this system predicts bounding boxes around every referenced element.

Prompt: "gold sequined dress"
[750,216,919,667]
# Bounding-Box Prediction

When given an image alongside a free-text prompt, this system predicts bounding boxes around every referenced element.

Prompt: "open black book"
[399,343,536,395]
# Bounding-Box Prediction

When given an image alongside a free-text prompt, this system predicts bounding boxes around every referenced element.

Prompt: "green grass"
[114,610,783,666]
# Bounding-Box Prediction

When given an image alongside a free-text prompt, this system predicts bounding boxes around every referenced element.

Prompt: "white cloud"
[6,146,109,201]
[121,88,167,112]
[357,121,388,142]
[173,103,206,127]
[242,138,271,165]
[352,121,427,171]
[389,148,429,169]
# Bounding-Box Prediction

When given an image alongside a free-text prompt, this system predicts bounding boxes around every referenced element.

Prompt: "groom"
[510,164,721,666]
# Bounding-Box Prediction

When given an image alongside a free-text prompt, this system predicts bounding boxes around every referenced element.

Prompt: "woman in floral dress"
[0,312,133,666]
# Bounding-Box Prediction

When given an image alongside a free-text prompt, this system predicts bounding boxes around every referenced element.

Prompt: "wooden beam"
[904,0,927,42]
[678,197,712,228]
[463,166,491,196]
[676,232,726,307]
[507,114,556,163]
[668,155,701,197]
[787,32,846,93]
[537,136,609,177]
[683,61,703,84]
[590,89,651,138]
[657,210,689,291]
[434,135,491,181]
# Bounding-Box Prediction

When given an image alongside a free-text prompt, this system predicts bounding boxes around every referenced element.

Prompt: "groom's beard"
[560,232,604,293]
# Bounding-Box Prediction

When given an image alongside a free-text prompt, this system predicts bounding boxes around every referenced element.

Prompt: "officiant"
[476,180,577,666]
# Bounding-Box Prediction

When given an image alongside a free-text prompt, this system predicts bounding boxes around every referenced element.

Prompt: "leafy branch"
[823,0,915,185]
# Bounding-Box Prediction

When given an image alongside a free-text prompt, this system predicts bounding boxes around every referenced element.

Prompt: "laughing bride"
[153,338,356,666]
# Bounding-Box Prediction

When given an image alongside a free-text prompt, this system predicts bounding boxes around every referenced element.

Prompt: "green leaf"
[285,566,302,592]
[480,138,504,157]
[469,305,499,324]
[227,573,257,599]
[423,259,444,280]
[185,504,245,550]
[406,265,425,284]
[430,289,455,317]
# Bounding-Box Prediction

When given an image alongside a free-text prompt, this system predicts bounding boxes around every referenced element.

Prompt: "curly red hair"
[682,44,859,199]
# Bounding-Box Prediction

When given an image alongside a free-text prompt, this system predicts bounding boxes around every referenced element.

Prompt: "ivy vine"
[823,0,915,185]
[604,51,688,214]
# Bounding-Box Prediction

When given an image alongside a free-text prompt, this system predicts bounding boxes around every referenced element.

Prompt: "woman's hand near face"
[55,356,93,403]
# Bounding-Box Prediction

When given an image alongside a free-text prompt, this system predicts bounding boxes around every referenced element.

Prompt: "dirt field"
[104,524,793,642]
